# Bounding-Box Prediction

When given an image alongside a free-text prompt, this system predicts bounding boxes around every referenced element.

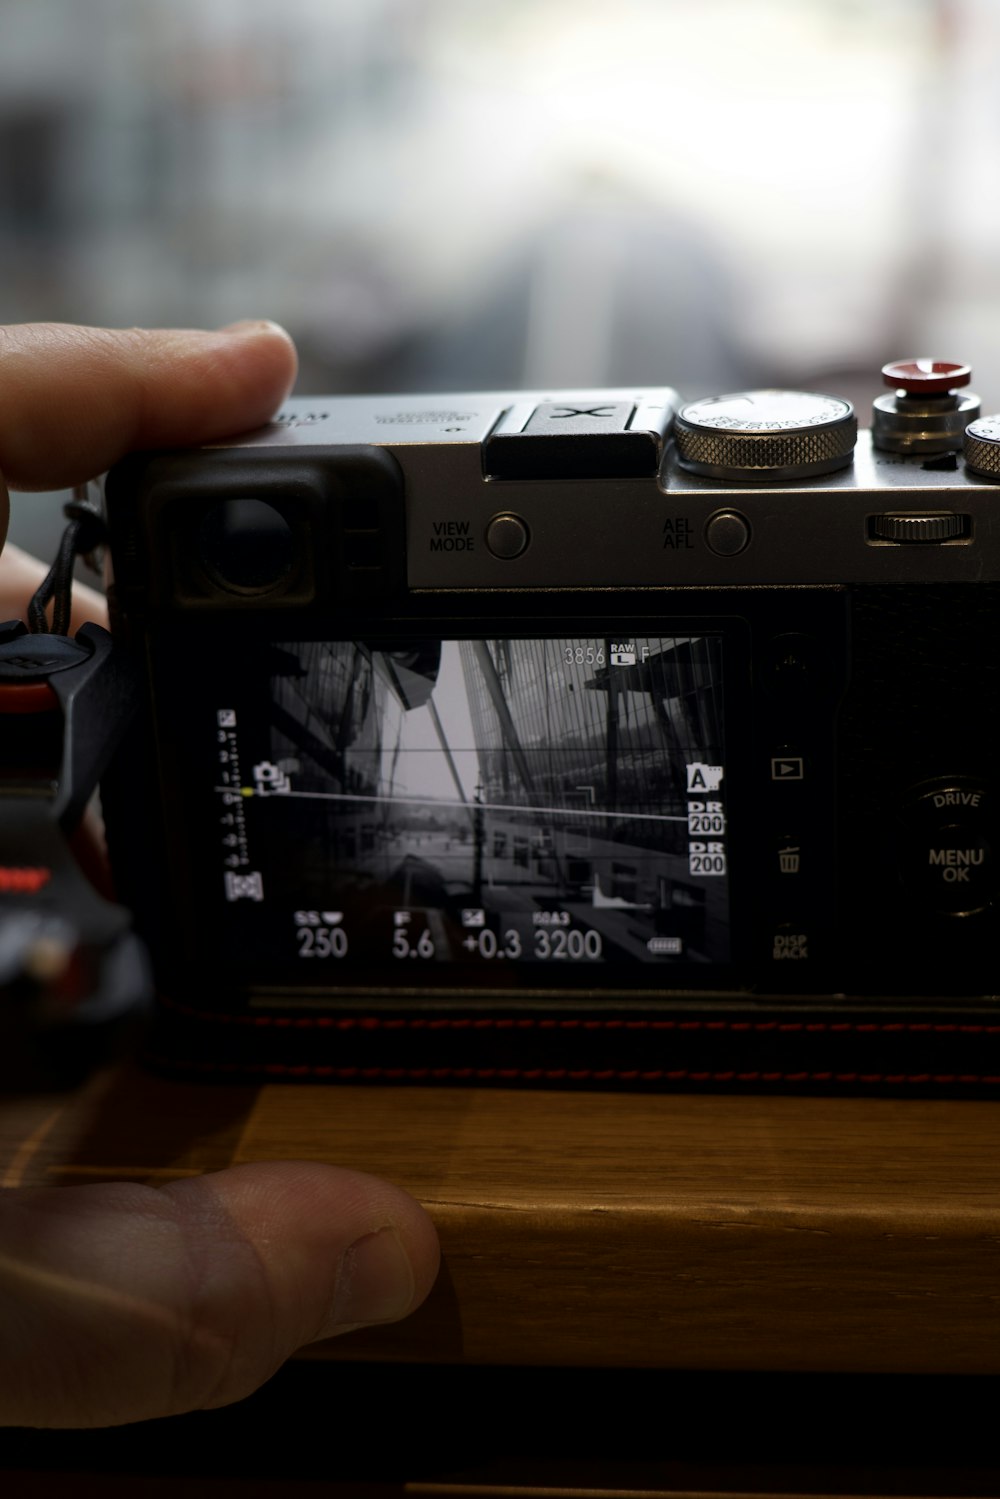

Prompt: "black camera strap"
[26,490,108,637]
[0,495,150,1085]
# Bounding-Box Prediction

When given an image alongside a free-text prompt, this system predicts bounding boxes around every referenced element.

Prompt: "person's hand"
[0,323,440,1428]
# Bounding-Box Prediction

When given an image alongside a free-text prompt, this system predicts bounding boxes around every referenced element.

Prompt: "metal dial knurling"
[964,417,1000,477]
[675,390,856,479]
[873,514,964,543]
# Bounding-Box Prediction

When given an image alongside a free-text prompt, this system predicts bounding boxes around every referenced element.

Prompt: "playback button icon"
[771,752,805,781]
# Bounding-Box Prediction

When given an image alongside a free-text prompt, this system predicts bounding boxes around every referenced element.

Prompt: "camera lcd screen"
[205,635,731,977]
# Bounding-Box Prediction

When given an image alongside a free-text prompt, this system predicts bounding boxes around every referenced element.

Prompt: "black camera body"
[101,376,1000,1089]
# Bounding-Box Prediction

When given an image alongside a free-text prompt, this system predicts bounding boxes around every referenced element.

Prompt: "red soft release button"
[882,359,972,395]
[0,681,60,714]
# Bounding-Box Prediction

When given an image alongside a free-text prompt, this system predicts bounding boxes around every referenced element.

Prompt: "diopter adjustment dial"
[674,390,857,482]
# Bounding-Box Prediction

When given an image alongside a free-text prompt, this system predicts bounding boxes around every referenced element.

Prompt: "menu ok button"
[917,826,993,912]
[899,779,996,915]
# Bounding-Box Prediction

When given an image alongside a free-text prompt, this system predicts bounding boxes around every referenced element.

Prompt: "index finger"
[0,320,298,494]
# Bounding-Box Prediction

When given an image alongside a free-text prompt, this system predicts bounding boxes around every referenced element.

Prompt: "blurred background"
[3,0,1000,557]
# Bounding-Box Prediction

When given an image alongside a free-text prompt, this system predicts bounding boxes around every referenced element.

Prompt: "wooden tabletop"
[3,1066,1000,1375]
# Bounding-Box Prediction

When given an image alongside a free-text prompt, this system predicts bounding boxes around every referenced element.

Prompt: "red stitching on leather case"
[155,995,1000,1037]
[145,1052,1000,1087]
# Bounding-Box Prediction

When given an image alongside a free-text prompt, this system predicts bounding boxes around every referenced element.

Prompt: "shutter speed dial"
[674,390,857,481]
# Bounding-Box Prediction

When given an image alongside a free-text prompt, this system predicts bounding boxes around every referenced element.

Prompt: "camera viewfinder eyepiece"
[197,498,295,595]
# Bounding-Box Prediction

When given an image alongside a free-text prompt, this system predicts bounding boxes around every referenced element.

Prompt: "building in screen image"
[263,635,729,963]
[457,638,728,962]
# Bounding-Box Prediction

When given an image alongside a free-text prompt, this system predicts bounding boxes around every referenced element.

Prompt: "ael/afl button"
[899,779,997,915]
[705,511,750,556]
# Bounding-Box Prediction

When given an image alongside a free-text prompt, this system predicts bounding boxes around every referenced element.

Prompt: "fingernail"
[216,319,290,337]
[327,1227,416,1333]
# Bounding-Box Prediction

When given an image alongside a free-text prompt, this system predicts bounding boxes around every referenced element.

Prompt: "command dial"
[674,390,856,481]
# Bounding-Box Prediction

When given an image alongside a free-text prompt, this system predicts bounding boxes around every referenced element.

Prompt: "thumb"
[0,1161,440,1428]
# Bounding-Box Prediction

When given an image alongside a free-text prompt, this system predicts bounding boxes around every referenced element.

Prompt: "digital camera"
[99,360,1000,1089]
